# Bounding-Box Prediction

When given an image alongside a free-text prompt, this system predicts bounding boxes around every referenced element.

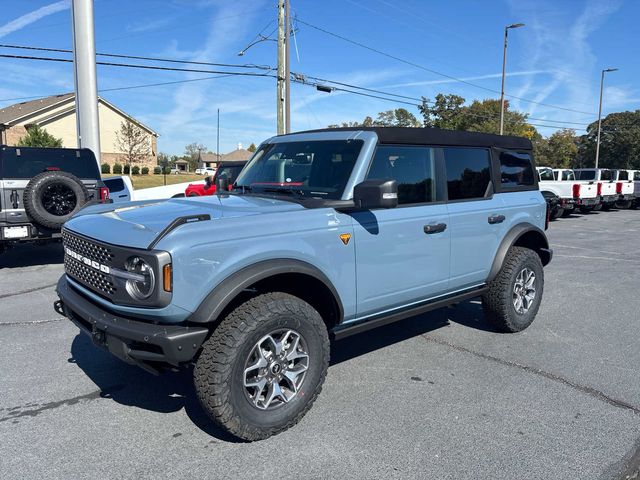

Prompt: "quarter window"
[367,145,437,204]
[499,151,534,188]
[444,148,491,200]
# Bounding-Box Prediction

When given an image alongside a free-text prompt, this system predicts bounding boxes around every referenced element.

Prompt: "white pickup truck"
[611,170,636,209]
[573,169,618,210]
[537,166,599,216]
[631,170,640,208]
[102,176,205,203]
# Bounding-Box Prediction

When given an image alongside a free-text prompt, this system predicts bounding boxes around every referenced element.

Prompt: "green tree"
[184,142,207,171]
[373,109,420,127]
[157,152,170,168]
[579,110,640,169]
[247,143,257,152]
[17,125,63,148]
[419,94,536,139]
[545,129,578,168]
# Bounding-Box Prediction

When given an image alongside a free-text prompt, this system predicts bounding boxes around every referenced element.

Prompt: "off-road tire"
[194,292,330,441]
[23,171,89,230]
[482,246,544,333]
[550,207,563,220]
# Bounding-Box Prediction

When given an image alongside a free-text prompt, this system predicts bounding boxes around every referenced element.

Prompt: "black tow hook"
[53,300,65,317]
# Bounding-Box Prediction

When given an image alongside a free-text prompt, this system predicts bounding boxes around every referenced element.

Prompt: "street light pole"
[284,0,291,134]
[595,68,618,169]
[499,23,525,136]
[71,0,101,167]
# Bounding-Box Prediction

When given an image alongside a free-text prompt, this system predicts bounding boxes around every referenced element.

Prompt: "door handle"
[423,223,447,234]
[118,194,127,198]
[488,214,505,224]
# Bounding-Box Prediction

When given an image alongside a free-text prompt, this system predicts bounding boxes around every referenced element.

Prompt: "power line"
[0,44,273,71]
[0,53,276,79]
[296,17,598,117]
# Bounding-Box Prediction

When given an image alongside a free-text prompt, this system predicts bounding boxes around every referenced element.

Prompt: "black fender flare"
[188,259,344,324]
[487,223,551,283]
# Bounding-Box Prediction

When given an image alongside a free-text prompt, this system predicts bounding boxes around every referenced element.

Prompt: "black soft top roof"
[297,127,532,150]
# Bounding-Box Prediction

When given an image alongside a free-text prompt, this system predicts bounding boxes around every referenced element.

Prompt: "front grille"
[62,229,116,297]
[62,229,114,263]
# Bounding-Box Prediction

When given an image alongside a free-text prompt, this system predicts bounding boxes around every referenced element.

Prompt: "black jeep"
[0,146,109,253]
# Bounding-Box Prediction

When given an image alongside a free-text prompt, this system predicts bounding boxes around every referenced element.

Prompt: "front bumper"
[55,275,208,374]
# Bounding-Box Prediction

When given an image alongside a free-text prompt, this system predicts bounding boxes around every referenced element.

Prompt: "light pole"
[595,68,618,168]
[499,23,525,135]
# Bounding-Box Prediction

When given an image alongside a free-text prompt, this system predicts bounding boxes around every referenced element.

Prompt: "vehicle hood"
[65,194,305,249]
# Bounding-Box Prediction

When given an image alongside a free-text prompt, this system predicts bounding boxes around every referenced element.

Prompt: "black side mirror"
[353,179,398,209]
[216,174,229,193]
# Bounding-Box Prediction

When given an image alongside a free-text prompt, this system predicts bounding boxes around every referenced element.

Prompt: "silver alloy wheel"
[513,267,536,314]
[243,329,309,410]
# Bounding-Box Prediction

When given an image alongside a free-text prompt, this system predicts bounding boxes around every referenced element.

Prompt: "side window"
[444,148,491,200]
[635,172,640,181]
[601,170,612,181]
[538,168,554,181]
[499,151,534,188]
[104,178,125,193]
[367,145,437,205]
[618,171,629,181]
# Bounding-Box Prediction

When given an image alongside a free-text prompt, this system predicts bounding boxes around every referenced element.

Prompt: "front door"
[352,145,450,320]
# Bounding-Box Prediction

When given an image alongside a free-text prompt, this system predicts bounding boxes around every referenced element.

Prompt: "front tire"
[482,247,544,333]
[194,292,330,441]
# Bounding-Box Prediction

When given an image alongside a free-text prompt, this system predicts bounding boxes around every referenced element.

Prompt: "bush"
[141,166,149,175]
[123,164,130,174]
[101,163,111,174]
[163,166,172,175]
[132,165,140,175]
[113,163,123,174]
[153,166,162,175]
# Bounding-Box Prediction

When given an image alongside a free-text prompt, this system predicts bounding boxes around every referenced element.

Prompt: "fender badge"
[339,233,351,245]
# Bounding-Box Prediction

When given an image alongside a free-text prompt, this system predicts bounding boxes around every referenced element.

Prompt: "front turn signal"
[163,264,172,292]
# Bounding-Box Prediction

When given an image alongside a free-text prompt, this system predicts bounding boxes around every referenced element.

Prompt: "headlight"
[124,256,155,300]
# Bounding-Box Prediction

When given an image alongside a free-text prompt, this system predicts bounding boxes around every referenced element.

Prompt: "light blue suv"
[54,127,552,440]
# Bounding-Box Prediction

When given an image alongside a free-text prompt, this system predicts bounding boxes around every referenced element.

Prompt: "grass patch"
[102,173,203,190]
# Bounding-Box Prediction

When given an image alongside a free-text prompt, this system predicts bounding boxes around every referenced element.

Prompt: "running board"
[332,286,488,341]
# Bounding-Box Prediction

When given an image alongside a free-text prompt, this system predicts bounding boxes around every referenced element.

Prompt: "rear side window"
[635,172,640,181]
[444,148,491,200]
[575,170,595,180]
[103,177,125,193]
[600,170,612,181]
[1,147,100,179]
[499,151,534,188]
[618,171,629,181]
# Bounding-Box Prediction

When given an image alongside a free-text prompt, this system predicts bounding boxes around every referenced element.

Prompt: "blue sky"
[1,0,638,155]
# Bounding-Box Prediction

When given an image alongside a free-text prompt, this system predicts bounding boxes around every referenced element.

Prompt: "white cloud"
[0,1,70,39]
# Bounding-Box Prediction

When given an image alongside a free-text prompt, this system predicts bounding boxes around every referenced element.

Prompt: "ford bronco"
[54,127,552,441]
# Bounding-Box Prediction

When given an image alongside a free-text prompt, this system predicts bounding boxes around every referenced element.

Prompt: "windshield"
[235,140,364,199]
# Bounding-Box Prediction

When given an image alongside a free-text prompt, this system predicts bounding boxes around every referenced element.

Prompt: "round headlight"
[124,256,155,300]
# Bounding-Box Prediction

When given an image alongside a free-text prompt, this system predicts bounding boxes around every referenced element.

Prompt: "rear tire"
[550,207,563,220]
[616,200,632,209]
[561,208,572,217]
[194,292,330,441]
[482,247,544,333]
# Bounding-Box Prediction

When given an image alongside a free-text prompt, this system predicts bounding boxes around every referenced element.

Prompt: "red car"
[185,161,247,197]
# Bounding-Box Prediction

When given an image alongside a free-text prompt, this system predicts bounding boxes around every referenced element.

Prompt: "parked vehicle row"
[537,166,639,218]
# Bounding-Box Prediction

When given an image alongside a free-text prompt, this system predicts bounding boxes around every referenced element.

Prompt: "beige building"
[0,93,158,166]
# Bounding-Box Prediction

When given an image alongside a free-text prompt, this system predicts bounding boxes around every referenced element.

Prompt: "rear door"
[0,147,30,226]
[352,144,450,319]
[445,147,506,289]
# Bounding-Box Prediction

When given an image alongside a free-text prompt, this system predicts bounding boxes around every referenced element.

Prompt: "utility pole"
[71,0,101,167]
[499,23,525,135]
[276,0,289,135]
[217,108,220,166]
[595,68,618,168]
[284,0,291,134]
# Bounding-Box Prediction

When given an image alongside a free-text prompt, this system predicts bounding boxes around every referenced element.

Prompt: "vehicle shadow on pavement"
[0,242,63,268]
[443,299,504,333]
[69,333,242,442]
[68,299,496,442]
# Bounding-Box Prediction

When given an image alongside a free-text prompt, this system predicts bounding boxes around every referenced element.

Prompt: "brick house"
[0,93,158,167]
[197,144,253,169]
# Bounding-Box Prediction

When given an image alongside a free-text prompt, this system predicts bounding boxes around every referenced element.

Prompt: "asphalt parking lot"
[1,209,640,480]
